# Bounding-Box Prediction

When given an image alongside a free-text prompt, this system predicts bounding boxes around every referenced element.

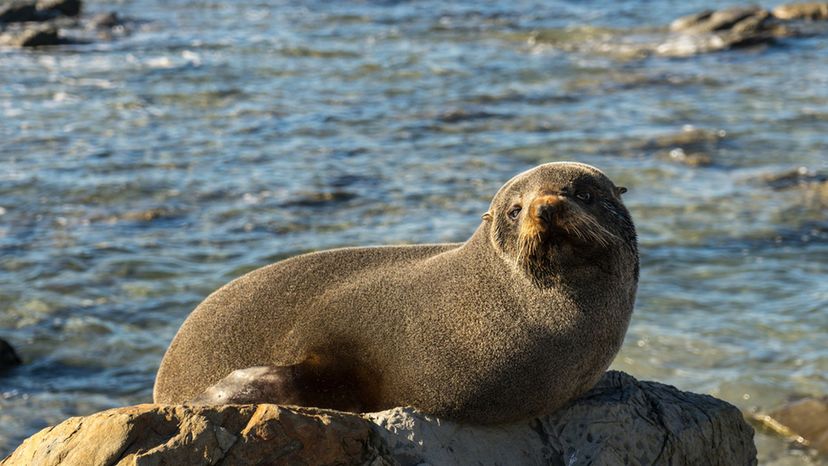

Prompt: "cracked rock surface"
[1,371,756,466]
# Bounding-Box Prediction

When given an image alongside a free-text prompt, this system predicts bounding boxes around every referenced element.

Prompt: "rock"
[661,3,828,56]
[375,371,757,465]
[644,127,725,150]
[634,127,725,166]
[1,371,757,466]
[437,108,502,123]
[759,167,828,208]
[773,2,828,20]
[669,9,715,32]
[281,190,357,208]
[660,6,779,56]
[35,0,80,17]
[88,11,118,29]
[0,338,22,371]
[670,6,768,33]
[750,396,828,456]
[0,1,38,23]
[0,24,61,47]
[0,404,392,466]
[728,9,775,43]
[0,0,81,22]
[761,167,828,190]
[119,207,177,222]
[661,149,714,167]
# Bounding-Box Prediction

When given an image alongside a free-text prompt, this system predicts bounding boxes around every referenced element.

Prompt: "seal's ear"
[481,211,493,221]
[615,186,628,197]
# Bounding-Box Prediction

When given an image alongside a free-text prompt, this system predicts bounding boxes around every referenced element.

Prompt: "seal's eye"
[575,192,592,203]
[507,205,522,220]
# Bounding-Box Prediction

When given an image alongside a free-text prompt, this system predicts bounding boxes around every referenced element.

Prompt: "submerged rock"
[0,0,130,48]
[750,396,828,457]
[0,24,62,46]
[35,0,80,17]
[773,2,828,20]
[0,2,37,23]
[119,207,178,222]
[658,2,828,57]
[0,2,38,23]
[281,190,357,208]
[633,127,726,167]
[760,167,828,208]
[0,0,80,23]
[670,6,768,34]
[87,11,118,29]
[1,371,757,466]
[659,6,780,56]
[762,167,828,190]
[0,338,22,370]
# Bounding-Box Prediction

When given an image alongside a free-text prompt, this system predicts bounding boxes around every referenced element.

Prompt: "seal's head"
[483,162,638,285]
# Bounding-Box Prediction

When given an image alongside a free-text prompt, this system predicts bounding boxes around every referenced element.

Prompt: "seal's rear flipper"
[187,361,370,413]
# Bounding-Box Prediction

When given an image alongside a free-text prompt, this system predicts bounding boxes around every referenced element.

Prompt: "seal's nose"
[532,195,565,225]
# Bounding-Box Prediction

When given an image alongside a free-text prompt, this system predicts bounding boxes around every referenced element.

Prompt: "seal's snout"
[531,194,566,227]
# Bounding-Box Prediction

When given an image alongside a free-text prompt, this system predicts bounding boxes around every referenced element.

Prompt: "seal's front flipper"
[187,361,369,412]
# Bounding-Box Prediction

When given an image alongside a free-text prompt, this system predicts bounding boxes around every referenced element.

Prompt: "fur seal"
[153,162,638,424]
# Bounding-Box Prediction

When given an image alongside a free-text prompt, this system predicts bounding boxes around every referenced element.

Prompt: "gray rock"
[0,1,38,23]
[660,6,780,56]
[0,24,62,47]
[1,371,758,465]
[761,167,828,190]
[0,0,80,23]
[372,371,757,465]
[669,9,715,32]
[35,0,80,17]
[88,11,118,29]
[184,369,758,466]
[632,127,725,166]
[0,338,22,370]
[773,2,828,20]
[670,6,768,34]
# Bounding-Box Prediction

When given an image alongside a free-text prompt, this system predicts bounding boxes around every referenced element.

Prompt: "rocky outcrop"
[0,23,61,46]
[0,0,77,47]
[35,0,80,18]
[0,2,38,23]
[659,6,783,56]
[0,338,21,371]
[0,0,126,47]
[631,127,726,167]
[658,2,828,56]
[773,2,828,20]
[523,3,828,59]
[670,6,771,34]
[759,167,828,208]
[0,0,79,23]
[1,371,757,466]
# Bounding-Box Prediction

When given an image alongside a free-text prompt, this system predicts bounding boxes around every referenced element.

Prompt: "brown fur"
[153,162,638,424]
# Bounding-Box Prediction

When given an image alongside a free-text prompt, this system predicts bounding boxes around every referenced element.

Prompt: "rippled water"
[1,0,827,463]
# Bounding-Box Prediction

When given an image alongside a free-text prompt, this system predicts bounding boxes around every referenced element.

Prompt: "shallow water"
[1,0,826,462]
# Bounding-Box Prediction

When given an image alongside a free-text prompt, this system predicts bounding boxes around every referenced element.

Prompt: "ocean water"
[1,0,826,463]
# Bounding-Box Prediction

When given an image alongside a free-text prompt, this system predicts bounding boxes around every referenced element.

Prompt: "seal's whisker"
[574,213,618,248]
